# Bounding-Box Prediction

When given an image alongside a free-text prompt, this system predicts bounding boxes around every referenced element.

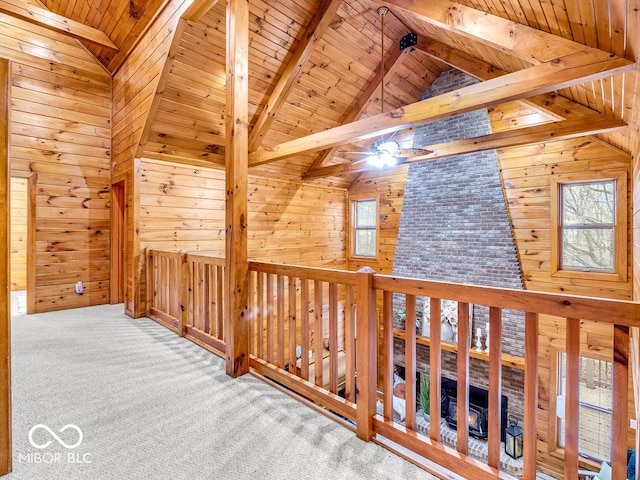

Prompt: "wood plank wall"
[139,159,347,268]
[0,12,112,312]
[498,136,635,473]
[347,167,409,274]
[110,0,189,316]
[10,177,26,291]
[499,136,632,300]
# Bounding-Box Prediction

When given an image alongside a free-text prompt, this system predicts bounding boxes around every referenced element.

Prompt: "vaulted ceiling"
[9,0,639,187]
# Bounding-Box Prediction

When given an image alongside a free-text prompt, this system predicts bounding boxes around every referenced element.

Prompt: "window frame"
[349,195,379,260]
[550,171,627,282]
[555,350,613,463]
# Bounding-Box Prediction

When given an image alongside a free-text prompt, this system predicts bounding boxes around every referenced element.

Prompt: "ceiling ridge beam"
[248,0,343,152]
[379,0,610,65]
[304,46,411,174]
[414,36,598,119]
[249,51,634,167]
[0,0,118,51]
[303,115,626,179]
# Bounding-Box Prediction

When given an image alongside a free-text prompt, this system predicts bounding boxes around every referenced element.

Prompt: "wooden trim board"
[0,56,12,476]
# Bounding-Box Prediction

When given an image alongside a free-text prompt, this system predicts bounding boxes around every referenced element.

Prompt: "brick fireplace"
[392,69,526,425]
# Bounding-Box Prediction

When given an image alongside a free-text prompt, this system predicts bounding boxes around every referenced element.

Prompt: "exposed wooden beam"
[136,0,216,158]
[183,0,219,22]
[380,0,600,65]
[248,0,343,152]
[414,36,597,120]
[305,47,411,174]
[136,20,189,158]
[0,0,118,51]
[303,115,626,179]
[224,0,250,378]
[249,51,634,166]
[0,57,11,477]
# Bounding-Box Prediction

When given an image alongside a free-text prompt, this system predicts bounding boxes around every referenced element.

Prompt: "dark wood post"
[356,267,376,441]
[224,0,250,377]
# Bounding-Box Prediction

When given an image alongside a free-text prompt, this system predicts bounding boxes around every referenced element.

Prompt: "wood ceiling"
[8,0,639,187]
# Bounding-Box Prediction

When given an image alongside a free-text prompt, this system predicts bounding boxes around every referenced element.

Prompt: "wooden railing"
[146,249,182,331]
[146,249,226,354]
[364,271,635,480]
[246,261,358,421]
[144,251,638,480]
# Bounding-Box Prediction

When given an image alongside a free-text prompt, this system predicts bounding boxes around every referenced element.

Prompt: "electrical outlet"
[75,281,83,294]
[631,418,637,430]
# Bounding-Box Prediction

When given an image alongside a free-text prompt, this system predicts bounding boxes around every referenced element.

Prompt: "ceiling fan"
[345,7,430,169]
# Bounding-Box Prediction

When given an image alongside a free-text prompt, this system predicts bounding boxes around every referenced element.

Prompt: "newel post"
[224,0,250,377]
[356,267,377,441]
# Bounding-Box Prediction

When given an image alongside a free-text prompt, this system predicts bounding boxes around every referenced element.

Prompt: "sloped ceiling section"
[10,0,639,187]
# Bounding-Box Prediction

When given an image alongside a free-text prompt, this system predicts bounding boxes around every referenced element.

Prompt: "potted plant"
[418,375,430,420]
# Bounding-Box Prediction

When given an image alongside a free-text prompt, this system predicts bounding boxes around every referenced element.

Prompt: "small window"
[557,352,612,461]
[351,198,377,258]
[561,181,615,271]
[551,172,626,281]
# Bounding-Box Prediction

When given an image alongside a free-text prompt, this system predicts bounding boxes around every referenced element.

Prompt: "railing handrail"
[249,260,357,286]
[374,273,640,326]
[185,253,225,267]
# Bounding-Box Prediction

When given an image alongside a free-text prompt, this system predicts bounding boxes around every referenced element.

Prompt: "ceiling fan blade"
[398,147,434,157]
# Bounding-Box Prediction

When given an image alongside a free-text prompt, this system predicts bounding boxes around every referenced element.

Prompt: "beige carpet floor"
[2,303,438,480]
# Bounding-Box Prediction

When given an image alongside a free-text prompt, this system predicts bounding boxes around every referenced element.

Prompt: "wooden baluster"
[198,262,205,331]
[170,256,177,320]
[204,263,211,334]
[564,318,580,479]
[430,298,442,443]
[405,295,417,431]
[277,275,285,368]
[145,249,152,316]
[247,270,255,355]
[288,277,297,376]
[456,302,470,455]
[382,291,393,420]
[356,267,376,441]
[192,260,199,330]
[345,285,356,402]
[300,278,310,380]
[329,282,338,394]
[612,324,629,480]
[256,272,264,359]
[158,256,164,313]
[216,265,223,341]
[488,306,502,469]
[314,280,323,388]
[179,252,188,337]
[188,261,194,329]
[524,311,539,480]
[266,273,274,364]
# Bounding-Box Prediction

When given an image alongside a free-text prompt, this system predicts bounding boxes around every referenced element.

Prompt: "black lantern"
[505,420,523,459]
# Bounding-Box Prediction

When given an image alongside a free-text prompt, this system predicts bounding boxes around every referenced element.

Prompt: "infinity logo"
[28,424,83,450]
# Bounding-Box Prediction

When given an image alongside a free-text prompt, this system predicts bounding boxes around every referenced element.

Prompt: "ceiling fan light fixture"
[366,154,385,169]
[376,140,400,156]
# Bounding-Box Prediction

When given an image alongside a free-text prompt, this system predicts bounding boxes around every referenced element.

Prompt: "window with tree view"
[560,181,615,271]
[352,199,376,257]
